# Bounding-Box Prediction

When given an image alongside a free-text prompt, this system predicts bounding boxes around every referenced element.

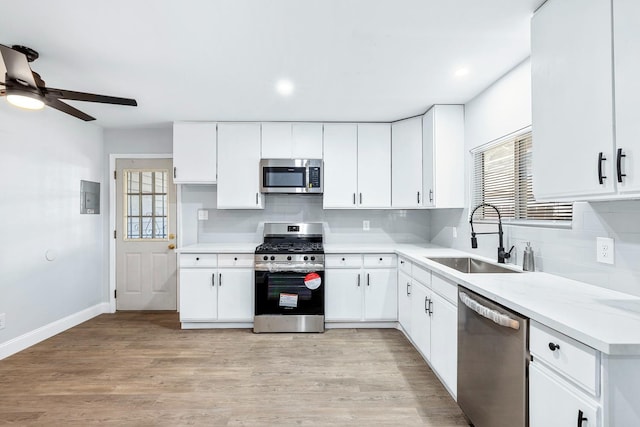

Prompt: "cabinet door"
[613,0,640,194]
[398,270,413,335]
[217,268,254,322]
[363,269,397,320]
[217,123,263,209]
[430,292,457,397]
[392,117,423,207]
[261,123,292,159]
[179,269,217,321]
[357,123,391,208]
[172,122,217,184]
[410,281,431,360]
[292,123,323,159]
[531,0,615,200]
[529,363,600,427]
[325,269,363,321]
[425,105,465,208]
[323,124,358,208]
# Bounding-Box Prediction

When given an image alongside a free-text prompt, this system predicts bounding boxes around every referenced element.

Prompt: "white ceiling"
[0,0,544,129]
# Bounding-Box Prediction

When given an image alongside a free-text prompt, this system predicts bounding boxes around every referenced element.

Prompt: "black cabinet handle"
[234,257,238,261]
[548,342,560,351]
[353,193,356,205]
[417,191,421,204]
[219,273,222,286]
[357,274,361,287]
[359,193,363,204]
[429,189,433,203]
[367,273,370,286]
[173,166,177,179]
[617,148,627,183]
[425,296,429,313]
[577,409,588,427]
[400,260,404,264]
[211,273,215,287]
[406,282,411,295]
[196,257,200,261]
[598,152,607,185]
[429,299,433,316]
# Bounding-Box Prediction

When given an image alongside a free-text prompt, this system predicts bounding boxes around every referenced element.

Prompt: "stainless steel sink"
[426,257,522,274]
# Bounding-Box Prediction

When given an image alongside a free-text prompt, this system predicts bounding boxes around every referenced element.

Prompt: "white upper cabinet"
[392,116,423,208]
[531,0,631,201]
[357,123,391,208]
[422,106,465,208]
[613,0,640,194]
[261,122,322,159]
[217,123,264,209]
[172,122,217,184]
[323,124,359,208]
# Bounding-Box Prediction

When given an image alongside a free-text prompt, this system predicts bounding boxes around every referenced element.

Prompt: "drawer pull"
[234,257,238,261]
[577,409,588,427]
[196,257,200,261]
[548,342,560,351]
[400,260,404,264]
[342,257,345,261]
[406,282,411,295]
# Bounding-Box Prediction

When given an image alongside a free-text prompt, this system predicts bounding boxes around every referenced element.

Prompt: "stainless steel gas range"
[253,223,325,333]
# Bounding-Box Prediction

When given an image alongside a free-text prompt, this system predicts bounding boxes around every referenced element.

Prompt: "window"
[123,170,168,239]
[471,130,572,222]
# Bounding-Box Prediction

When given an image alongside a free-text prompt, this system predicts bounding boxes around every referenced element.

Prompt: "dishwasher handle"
[459,291,520,330]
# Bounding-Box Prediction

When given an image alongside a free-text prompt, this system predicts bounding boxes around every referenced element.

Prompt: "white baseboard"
[0,303,110,360]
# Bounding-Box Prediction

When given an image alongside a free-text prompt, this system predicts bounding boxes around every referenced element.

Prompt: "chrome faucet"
[469,203,514,264]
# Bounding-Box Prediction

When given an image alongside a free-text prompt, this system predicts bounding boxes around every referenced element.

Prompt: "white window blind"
[471,131,572,221]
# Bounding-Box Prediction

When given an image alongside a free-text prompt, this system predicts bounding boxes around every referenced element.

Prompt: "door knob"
[169,233,176,239]
[168,243,176,250]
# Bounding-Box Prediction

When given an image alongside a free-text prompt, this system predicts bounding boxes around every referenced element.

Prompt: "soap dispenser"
[523,242,535,272]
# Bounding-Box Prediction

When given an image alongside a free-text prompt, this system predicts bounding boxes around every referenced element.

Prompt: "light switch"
[198,209,209,221]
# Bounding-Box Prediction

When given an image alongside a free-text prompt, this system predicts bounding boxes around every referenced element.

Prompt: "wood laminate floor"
[0,312,468,426]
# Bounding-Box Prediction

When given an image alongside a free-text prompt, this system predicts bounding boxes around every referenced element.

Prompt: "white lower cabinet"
[179,254,253,326]
[530,363,599,427]
[325,254,397,322]
[397,258,458,397]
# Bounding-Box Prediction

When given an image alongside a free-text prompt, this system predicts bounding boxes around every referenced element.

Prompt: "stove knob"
[304,256,308,261]
[310,256,315,261]
[263,256,268,261]
[270,256,275,261]
[287,256,292,261]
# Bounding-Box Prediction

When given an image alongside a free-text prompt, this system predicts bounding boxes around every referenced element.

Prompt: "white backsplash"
[180,185,431,245]
[431,201,640,297]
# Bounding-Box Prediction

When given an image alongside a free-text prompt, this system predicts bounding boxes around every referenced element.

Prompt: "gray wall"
[430,58,640,297]
[181,185,431,245]
[0,103,105,346]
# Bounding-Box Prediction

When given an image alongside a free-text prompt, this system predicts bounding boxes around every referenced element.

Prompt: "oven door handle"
[459,291,520,330]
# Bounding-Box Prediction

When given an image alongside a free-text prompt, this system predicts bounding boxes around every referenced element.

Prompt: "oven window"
[264,167,305,187]
[266,274,312,301]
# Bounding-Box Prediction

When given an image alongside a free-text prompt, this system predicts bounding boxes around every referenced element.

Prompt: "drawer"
[179,254,217,268]
[398,257,412,274]
[530,321,599,396]
[412,264,431,287]
[218,253,254,268]
[431,273,457,305]
[363,254,397,268]
[325,254,362,268]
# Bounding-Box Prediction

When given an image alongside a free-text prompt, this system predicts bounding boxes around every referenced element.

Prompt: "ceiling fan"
[0,44,137,121]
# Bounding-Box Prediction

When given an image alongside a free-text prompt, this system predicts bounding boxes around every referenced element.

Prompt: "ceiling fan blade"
[44,87,137,106]
[0,44,38,88]
[44,97,95,121]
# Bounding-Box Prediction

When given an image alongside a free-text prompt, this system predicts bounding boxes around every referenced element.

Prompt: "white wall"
[430,58,640,297]
[0,104,106,354]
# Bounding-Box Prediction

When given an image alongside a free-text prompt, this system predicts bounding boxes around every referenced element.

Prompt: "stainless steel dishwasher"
[457,286,529,427]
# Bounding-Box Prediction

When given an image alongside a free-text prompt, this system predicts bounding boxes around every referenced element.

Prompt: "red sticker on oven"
[304,272,322,290]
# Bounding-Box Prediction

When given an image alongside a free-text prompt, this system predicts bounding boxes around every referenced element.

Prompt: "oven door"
[255,270,324,315]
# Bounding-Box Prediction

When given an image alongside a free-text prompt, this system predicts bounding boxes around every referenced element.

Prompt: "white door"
[392,116,423,207]
[179,268,217,321]
[364,269,397,320]
[325,269,362,321]
[217,268,254,321]
[261,123,292,158]
[358,123,391,208]
[116,158,177,310]
[613,0,640,194]
[323,124,358,208]
[430,292,457,397]
[422,109,435,207]
[398,270,412,334]
[531,0,615,200]
[410,282,431,360]
[172,122,217,184]
[217,123,263,209]
[292,123,323,159]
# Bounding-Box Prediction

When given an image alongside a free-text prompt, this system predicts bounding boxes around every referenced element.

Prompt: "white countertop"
[177,241,640,355]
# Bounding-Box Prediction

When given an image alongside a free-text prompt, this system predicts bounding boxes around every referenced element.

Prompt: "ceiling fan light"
[7,93,45,110]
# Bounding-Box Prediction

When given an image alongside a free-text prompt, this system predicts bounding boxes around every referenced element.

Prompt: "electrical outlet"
[197,209,209,221]
[597,237,614,265]
[0,313,5,330]
[363,220,370,231]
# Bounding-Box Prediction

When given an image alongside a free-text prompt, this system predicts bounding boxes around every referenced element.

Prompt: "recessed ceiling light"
[455,68,470,77]
[276,79,294,96]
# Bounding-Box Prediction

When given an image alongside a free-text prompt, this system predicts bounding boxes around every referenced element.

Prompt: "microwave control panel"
[309,167,321,188]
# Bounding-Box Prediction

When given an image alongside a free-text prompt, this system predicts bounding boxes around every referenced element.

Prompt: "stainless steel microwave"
[259,159,323,194]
